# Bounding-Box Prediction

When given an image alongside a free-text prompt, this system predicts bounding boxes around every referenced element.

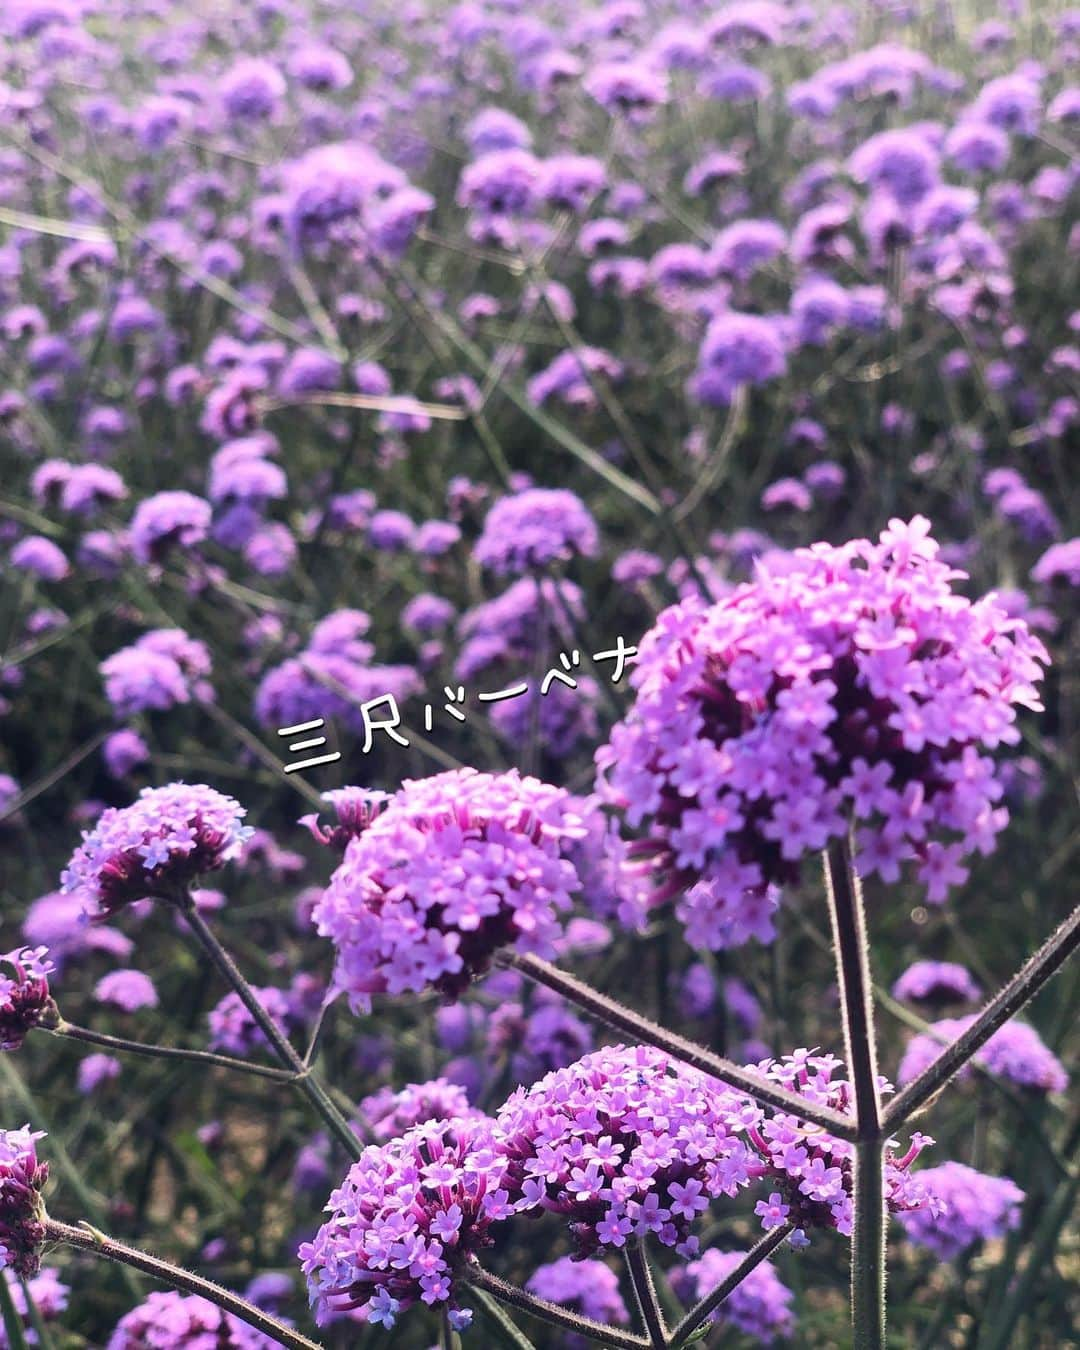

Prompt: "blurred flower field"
[0,0,1077,1346]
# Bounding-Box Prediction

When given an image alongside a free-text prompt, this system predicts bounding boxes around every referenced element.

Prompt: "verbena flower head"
[671,1246,795,1341]
[0,948,53,1051]
[359,1079,485,1143]
[313,769,587,1010]
[60,783,254,918]
[299,788,392,851]
[299,1116,503,1330]
[473,489,599,574]
[891,961,981,1007]
[0,1126,48,1278]
[742,1051,935,1239]
[106,1290,282,1348]
[898,1016,1068,1094]
[596,518,1048,948]
[895,1162,1023,1259]
[94,969,158,1013]
[493,1044,934,1257]
[129,491,211,565]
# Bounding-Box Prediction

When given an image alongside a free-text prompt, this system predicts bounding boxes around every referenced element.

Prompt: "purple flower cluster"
[101,629,214,716]
[474,489,599,574]
[891,960,981,1007]
[671,1247,795,1342]
[299,1116,502,1329]
[0,948,53,1052]
[106,1291,281,1348]
[358,1079,485,1144]
[898,1016,1068,1094]
[526,1257,629,1341]
[60,783,254,917]
[896,1162,1024,1260]
[494,1044,935,1258]
[207,987,294,1058]
[0,1127,48,1278]
[597,518,1048,948]
[313,769,587,1009]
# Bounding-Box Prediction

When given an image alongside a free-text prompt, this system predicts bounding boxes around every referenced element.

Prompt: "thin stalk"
[669,1223,793,1349]
[0,1277,30,1350]
[17,1278,58,1350]
[178,900,366,1157]
[469,1286,540,1350]
[883,902,1080,1131]
[44,1220,322,1350]
[823,839,885,1350]
[46,1021,298,1083]
[625,1240,667,1348]
[501,952,858,1139]
[466,1266,649,1350]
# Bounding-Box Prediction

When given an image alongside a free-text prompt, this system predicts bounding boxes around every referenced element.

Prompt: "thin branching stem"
[823,838,885,1350]
[501,951,859,1139]
[178,899,366,1157]
[625,1240,667,1348]
[44,1220,322,1350]
[45,1021,298,1082]
[466,1265,650,1350]
[669,1224,794,1349]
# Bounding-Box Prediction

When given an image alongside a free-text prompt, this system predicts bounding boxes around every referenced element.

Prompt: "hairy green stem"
[466,1265,650,1349]
[823,839,885,1350]
[178,900,366,1157]
[46,1021,297,1082]
[625,1240,667,1348]
[501,952,858,1139]
[44,1220,321,1350]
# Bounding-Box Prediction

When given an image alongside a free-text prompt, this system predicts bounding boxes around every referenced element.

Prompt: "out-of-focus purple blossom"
[129,491,211,565]
[691,312,787,406]
[896,1162,1024,1259]
[208,987,293,1057]
[107,1290,281,1348]
[94,969,158,1013]
[358,1078,484,1144]
[1032,539,1080,586]
[849,128,940,204]
[77,1053,120,1094]
[1,1266,69,1346]
[9,537,69,581]
[898,1016,1068,1094]
[526,1258,629,1341]
[474,488,599,574]
[671,1246,795,1341]
[892,961,981,1007]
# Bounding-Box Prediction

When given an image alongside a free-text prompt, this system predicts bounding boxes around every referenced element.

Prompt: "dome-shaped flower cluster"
[493,1044,937,1258]
[741,1051,936,1239]
[106,1290,282,1348]
[897,1016,1067,1095]
[895,1162,1024,1260]
[299,788,392,851]
[597,518,1048,949]
[358,1079,486,1144]
[299,1116,503,1330]
[891,960,981,1007]
[313,769,588,1010]
[473,488,600,574]
[493,1044,754,1259]
[671,1246,795,1342]
[526,1257,630,1334]
[60,783,254,917]
[0,1126,48,1278]
[0,948,54,1052]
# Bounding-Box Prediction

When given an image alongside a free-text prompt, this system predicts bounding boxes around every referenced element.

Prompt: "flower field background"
[0,0,1077,1346]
